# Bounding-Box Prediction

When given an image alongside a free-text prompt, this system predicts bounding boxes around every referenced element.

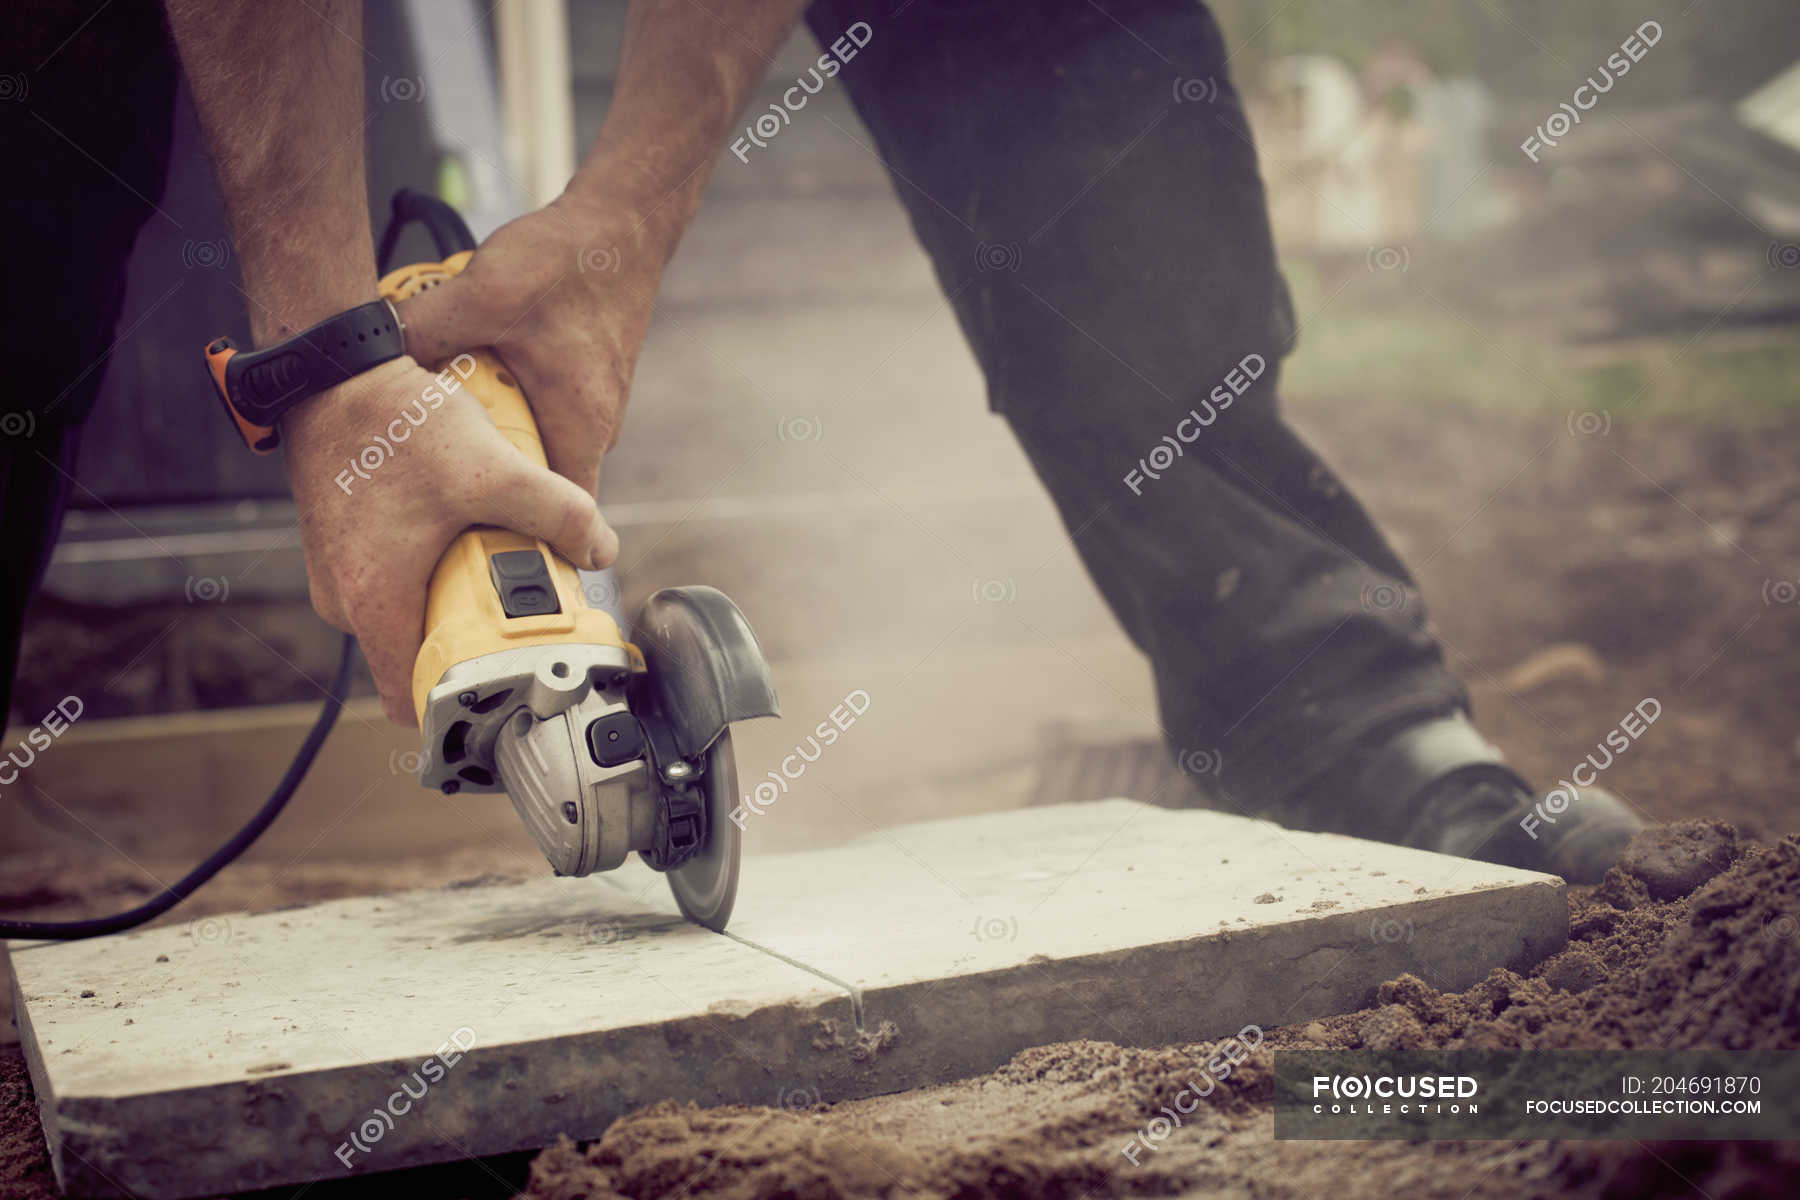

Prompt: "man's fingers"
[344,590,427,727]
[469,459,619,571]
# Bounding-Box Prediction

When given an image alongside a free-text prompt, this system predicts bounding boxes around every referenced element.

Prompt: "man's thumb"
[470,461,619,572]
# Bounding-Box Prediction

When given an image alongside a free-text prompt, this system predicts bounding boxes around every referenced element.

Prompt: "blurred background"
[5,0,1800,912]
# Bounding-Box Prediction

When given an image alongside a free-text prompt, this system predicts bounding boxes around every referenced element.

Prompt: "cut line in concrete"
[10,800,1566,1198]
[719,800,1568,1098]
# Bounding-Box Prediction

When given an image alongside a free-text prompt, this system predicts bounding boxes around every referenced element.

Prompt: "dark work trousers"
[0,1,178,723]
[1,0,1470,820]
[802,0,1470,814]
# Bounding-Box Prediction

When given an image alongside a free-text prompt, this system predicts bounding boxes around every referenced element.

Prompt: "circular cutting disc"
[666,730,741,931]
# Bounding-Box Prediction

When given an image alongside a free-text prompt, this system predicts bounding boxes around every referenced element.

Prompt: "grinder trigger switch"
[488,549,561,618]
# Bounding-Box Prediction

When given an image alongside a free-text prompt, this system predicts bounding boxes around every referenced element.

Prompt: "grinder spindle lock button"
[587,711,646,767]
[488,549,561,618]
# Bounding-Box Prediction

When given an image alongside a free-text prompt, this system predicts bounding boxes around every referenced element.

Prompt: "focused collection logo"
[1311,1073,1480,1116]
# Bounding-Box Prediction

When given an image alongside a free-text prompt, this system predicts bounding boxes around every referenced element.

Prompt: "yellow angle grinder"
[0,192,777,943]
[384,196,778,930]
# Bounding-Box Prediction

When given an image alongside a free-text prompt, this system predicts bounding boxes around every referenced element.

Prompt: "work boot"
[1304,712,1644,883]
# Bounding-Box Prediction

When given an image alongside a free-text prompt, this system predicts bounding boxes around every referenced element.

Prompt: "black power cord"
[0,190,478,942]
[0,634,356,941]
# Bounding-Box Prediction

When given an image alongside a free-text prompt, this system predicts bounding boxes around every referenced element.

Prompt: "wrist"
[248,283,382,349]
[279,356,420,467]
[235,199,381,347]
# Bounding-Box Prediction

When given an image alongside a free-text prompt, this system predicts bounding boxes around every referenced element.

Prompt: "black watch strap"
[205,298,406,453]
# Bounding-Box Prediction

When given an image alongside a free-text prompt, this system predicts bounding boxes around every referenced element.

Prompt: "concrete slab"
[723,800,1568,1098]
[9,873,851,1199]
[11,801,1565,1198]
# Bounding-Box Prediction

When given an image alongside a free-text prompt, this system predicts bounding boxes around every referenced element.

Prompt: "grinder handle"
[382,252,640,724]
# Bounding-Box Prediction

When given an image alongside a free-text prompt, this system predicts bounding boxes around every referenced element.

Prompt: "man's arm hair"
[163,0,377,347]
[571,0,814,255]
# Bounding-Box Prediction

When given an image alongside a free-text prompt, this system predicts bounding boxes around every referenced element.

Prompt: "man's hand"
[397,192,669,496]
[167,0,811,723]
[281,357,617,724]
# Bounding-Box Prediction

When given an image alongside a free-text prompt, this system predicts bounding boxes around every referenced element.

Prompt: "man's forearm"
[163,0,376,347]
[567,0,812,259]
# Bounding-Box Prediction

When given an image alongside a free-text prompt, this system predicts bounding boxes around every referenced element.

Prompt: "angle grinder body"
[382,251,778,930]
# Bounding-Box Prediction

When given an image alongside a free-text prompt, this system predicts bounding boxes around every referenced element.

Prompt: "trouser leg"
[1,0,179,721]
[803,0,1468,814]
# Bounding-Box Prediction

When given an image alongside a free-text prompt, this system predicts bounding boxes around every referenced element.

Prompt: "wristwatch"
[205,299,406,453]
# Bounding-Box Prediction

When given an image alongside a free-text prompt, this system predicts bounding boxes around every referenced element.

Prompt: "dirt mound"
[517,824,1800,1200]
[520,1036,1269,1200]
[1293,823,1799,1053]
[1616,821,1742,901]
